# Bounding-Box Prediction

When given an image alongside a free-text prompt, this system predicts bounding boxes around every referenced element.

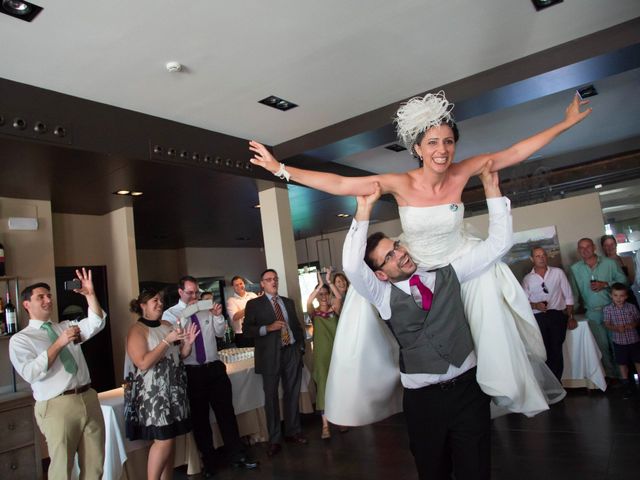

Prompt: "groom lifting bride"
[339,166,511,480]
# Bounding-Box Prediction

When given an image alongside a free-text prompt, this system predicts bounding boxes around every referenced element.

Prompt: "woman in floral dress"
[125,288,199,480]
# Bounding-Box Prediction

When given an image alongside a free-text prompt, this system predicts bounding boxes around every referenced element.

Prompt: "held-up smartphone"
[64,279,82,291]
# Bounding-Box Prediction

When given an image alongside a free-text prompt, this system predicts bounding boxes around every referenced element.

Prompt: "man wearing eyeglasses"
[522,247,575,381]
[162,276,257,476]
[342,169,511,480]
[244,269,307,458]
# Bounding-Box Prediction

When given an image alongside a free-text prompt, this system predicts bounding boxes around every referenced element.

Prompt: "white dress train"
[325,203,565,426]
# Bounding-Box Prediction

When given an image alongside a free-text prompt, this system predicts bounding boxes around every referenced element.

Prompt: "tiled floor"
[173,386,640,480]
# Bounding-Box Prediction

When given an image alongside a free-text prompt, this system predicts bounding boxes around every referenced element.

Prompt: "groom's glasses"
[541,282,549,294]
[378,240,402,270]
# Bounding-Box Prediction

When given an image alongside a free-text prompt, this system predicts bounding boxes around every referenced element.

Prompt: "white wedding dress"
[325,202,565,426]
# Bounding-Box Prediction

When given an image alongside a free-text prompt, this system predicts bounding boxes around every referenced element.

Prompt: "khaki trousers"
[34,388,105,480]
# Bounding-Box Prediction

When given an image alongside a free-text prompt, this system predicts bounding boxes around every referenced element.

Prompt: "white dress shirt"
[522,266,574,313]
[226,291,258,333]
[162,300,226,365]
[342,197,512,388]
[258,293,296,346]
[9,308,106,401]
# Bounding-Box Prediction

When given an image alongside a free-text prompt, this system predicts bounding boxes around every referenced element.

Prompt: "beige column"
[256,181,300,306]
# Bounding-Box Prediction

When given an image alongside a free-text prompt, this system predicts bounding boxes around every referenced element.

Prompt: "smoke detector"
[166,62,183,73]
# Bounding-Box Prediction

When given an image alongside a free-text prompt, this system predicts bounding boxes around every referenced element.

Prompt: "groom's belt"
[423,367,476,391]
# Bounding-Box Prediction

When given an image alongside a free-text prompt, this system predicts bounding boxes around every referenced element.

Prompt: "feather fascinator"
[394,91,454,150]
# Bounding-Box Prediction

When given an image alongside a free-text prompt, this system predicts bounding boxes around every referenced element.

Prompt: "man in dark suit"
[244,269,307,457]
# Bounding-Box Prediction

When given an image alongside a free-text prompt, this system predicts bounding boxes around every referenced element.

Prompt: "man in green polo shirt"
[570,237,627,379]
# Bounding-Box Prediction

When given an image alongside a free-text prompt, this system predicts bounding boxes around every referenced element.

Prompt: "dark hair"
[530,245,546,257]
[333,272,350,289]
[178,275,198,290]
[129,287,160,315]
[231,275,245,285]
[317,284,330,294]
[21,282,51,303]
[412,119,460,166]
[577,237,594,246]
[200,291,213,300]
[260,269,277,280]
[600,235,616,248]
[610,282,628,293]
[364,232,388,271]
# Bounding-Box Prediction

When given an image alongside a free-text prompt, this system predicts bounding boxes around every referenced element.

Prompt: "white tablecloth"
[561,319,607,391]
[96,357,314,480]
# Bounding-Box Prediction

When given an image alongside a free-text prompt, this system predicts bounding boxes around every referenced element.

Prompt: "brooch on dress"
[449,204,458,212]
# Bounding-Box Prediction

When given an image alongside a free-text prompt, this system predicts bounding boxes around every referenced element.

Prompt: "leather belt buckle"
[62,383,91,396]
[438,378,457,390]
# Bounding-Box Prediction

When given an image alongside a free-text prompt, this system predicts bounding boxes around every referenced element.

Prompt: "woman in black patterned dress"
[125,288,199,480]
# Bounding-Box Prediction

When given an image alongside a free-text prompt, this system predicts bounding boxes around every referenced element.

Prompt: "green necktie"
[41,322,78,374]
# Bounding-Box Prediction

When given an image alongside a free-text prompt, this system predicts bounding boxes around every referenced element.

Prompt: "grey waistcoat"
[388,265,474,374]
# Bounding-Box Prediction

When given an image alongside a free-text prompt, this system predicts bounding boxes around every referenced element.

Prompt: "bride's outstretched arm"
[249,140,398,196]
[457,94,592,177]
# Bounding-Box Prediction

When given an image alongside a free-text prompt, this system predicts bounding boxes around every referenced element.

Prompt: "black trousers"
[402,368,491,480]
[261,344,303,444]
[534,309,568,381]
[186,361,245,468]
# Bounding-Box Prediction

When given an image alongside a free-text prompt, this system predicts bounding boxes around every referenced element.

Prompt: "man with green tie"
[9,268,106,480]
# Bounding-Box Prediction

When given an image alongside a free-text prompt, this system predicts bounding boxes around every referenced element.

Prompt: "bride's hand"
[564,93,592,127]
[249,140,280,174]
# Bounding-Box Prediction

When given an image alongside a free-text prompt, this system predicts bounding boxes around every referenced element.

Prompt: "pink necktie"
[409,274,433,310]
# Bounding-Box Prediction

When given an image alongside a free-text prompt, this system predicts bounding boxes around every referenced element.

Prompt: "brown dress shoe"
[284,433,308,444]
[267,443,281,457]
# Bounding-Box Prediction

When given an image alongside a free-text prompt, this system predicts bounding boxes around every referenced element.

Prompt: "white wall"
[465,192,604,271]
[0,196,57,393]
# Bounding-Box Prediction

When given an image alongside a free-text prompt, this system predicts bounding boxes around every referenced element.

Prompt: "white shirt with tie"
[162,300,226,365]
[343,197,512,388]
[9,309,106,401]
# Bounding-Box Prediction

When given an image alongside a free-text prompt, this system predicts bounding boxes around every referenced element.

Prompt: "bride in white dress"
[249,92,591,423]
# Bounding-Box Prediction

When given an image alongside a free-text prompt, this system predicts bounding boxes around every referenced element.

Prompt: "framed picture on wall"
[502,225,563,282]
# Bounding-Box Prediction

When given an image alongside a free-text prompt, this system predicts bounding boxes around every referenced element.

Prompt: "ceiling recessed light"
[385,144,407,153]
[336,213,351,218]
[594,184,603,190]
[259,95,298,111]
[253,204,261,209]
[1,0,43,22]
[531,0,563,11]
[131,191,144,196]
[115,190,130,195]
[577,84,598,99]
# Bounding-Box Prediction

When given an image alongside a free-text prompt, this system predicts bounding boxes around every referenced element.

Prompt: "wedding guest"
[570,238,627,379]
[307,269,342,438]
[603,283,640,399]
[226,276,258,347]
[125,288,198,480]
[244,269,307,457]
[601,235,635,284]
[522,246,575,380]
[162,276,257,476]
[9,269,106,480]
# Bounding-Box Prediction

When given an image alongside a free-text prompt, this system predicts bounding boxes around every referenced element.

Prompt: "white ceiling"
[2,0,639,146]
[337,67,640,173]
